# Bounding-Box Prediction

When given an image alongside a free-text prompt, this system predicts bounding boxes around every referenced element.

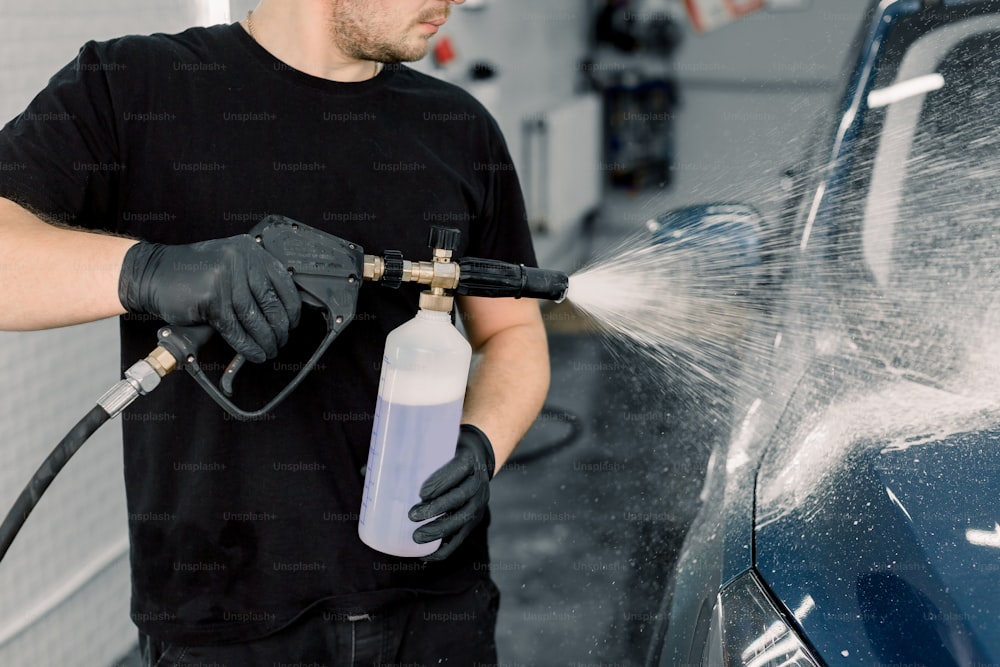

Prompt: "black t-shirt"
[0,24,535,645]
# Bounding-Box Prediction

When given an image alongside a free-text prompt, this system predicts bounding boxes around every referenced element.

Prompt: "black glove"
[409,424,496,561]
[118,235,302,363]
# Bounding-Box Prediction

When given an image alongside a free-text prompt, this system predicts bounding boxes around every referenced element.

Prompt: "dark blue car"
[648,1,1000,664]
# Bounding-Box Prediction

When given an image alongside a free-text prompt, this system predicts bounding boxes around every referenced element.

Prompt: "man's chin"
[397,44,432,63]
[390,34,435,63]
[363,35,433,65]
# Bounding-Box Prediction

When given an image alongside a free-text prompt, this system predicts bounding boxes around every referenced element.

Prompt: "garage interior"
[0,1,873,664]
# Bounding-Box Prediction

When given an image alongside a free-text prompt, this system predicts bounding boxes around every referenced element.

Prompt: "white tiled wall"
[0,4,226,665]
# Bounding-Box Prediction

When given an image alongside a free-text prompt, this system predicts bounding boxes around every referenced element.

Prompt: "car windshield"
[825,12,1000,388]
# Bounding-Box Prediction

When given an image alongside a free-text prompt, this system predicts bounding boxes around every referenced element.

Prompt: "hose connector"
[96,351,173,418]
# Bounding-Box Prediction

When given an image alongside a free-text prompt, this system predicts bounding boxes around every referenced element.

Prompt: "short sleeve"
[0,40,121,231]
[471,116,538,268]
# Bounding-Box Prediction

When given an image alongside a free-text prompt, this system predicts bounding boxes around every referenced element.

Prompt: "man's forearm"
[0,197,135,330]
[461,319,551,474]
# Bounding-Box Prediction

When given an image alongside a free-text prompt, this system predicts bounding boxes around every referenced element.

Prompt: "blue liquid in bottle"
[360,397,463,557]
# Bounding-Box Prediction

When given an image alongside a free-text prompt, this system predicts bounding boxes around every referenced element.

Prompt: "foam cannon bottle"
[359,227,472,557]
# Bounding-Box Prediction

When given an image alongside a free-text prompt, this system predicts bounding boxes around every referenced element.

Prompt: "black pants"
[139,579,500,667]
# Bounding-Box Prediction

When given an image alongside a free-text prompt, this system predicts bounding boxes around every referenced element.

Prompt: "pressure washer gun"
[114,215,569,421]
[0,215,568,562]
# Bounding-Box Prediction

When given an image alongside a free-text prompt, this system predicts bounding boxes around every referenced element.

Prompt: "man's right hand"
[118,234,302,362]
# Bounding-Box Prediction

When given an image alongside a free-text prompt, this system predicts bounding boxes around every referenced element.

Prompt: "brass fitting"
[406,261,459,290]
[364,240,461,312]
[363,255,384,282]
[363,253,460,290]
[145,345,179,377]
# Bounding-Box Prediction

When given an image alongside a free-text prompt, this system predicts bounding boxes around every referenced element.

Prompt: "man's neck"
[244,4,380,83]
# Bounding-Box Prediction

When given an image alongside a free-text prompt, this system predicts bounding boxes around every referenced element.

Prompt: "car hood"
[754,377,1000,666]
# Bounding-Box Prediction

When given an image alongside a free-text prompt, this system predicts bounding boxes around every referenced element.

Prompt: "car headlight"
[702,570,822,666]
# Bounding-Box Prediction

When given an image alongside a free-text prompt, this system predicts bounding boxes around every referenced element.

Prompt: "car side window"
[861,25,1000,381]
[830,15,1000,379]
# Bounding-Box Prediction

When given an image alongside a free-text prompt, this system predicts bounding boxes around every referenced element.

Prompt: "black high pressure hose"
[0,354,164,563]
[0,406,110,561]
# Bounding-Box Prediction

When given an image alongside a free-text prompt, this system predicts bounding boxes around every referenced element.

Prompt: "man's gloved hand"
[409,424,496,562]
[118,235,302,363]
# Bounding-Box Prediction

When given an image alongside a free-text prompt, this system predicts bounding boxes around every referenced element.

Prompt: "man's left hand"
[409,424,495,561]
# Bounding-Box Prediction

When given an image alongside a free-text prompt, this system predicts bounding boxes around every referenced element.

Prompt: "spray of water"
[562,216,771,407]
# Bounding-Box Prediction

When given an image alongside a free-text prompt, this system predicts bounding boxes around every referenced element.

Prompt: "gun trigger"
[220,353,247,397]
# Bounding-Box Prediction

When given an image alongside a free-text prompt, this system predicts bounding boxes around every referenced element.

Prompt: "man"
[0,0,550,664]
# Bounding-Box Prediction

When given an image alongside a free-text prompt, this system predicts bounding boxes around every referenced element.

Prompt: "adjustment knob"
[428,226,461,253]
